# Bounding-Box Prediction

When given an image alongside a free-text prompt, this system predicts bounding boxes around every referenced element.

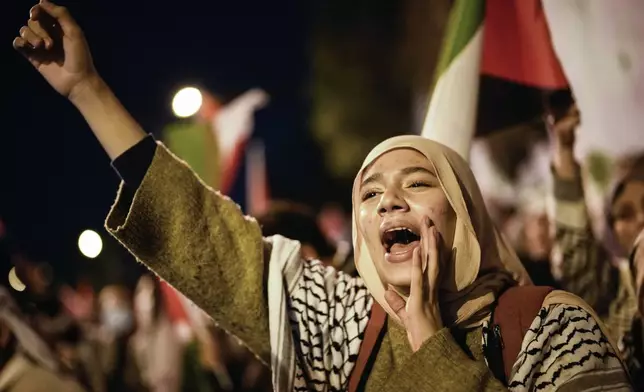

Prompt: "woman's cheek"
[359,209,379,242]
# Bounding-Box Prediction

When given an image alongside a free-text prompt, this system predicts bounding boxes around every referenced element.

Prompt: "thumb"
[39,0,77,36]
[384,287,407,324]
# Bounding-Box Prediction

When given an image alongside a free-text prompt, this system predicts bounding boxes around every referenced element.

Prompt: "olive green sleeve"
[551,171,636,342]
[105,143,270,363]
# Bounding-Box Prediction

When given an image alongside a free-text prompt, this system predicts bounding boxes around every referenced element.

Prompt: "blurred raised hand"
[549,104,581,179]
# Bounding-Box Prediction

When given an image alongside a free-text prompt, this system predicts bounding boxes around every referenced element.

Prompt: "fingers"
[421,216,440,301]
[20,26,45,49]
[420,216,431,272]
[420,217,439,278]
[384,286,407,323]
[556,115,580,133]
[28,9,53,49]
[426,226,440,296]
[409,247,424,307]
[38,0,79,37]
[14,2,70,67]
[14,36,42,68]
[546,104,581,132]
[12,37,27,51]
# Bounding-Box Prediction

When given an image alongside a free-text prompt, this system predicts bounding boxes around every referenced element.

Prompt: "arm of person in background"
[12,1,271,362]
[549,105,632,340]
[631,228,644,313]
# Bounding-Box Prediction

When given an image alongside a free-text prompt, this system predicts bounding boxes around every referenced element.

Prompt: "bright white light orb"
[8,267,25,292]
[172,87,203,118]
[78,230,103,259]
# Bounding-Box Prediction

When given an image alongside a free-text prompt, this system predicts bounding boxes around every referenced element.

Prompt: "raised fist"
[548,104,580,150]
[13,0,97,99]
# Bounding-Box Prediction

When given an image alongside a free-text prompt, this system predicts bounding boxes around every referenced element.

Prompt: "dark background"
[2,0,324,281]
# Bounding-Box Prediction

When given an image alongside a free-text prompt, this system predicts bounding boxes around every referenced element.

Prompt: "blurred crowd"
[0,198,357,391]
[1,101,643,391]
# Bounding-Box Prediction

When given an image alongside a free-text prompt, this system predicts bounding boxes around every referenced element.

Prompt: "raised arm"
[13,1,145,160]
[549,106,636,342]
[13,1,271,361]
[549,106,610,308]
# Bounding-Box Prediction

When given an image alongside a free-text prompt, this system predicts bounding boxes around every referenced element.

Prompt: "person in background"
[178,304,239,392]
[318,204,357,276]
[129,275,185,392]
[628,231,644,385]
[258,201,357,276]
[510,197,559,288]
[58,282,107,392]
[96,285,141,391]
[549,103,644,384]
[470,123,557,287]
[12,255,66,334]
[209,326,270,392]
[257,201,337,265]
[0,286,86,391]
[53,322,106,392]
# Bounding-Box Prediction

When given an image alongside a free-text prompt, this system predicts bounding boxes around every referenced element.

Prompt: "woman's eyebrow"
[361,166,435,189]
[401,166,435,177]
[361,172,383,188]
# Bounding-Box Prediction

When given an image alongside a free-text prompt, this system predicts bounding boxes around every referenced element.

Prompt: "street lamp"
[8,267,25,292]
[172,87,203,118]
[78,230,103,259]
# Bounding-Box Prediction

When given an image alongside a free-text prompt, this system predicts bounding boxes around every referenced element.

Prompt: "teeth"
[386,227,411,233]
[382,225,421,253]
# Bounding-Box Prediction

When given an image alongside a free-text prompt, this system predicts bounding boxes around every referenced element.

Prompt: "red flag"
[158,281,190,325]
[246,141,270,216]
[482,0,568,88]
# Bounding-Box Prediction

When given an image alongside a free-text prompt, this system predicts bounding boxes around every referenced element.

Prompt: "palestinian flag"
[245,140,270,216]
[421,0,570,160]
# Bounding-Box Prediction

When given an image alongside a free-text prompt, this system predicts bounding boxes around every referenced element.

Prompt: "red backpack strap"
[490,285,554,384]
[348,301,387,392]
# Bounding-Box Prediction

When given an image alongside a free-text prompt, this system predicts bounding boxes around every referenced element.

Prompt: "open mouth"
[382,227,421,255]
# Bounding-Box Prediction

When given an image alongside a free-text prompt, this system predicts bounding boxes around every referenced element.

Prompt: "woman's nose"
[377,189,409,215]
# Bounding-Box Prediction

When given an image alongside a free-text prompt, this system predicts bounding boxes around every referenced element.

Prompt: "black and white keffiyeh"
[267,235,373,391]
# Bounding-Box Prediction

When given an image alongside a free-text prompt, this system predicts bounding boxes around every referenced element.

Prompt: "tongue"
[389,241,419,254]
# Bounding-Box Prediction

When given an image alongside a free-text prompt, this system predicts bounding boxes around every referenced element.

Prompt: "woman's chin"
[381,261,413,288]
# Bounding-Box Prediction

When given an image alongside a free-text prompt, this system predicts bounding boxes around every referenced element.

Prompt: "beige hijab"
[351,135,617,344]
[352,136,531,327]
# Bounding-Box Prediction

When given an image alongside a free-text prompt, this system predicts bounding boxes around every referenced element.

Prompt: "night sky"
[2,0,328,280]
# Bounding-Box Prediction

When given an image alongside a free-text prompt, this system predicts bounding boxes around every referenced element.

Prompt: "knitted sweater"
[550,172,638,352]
[105,138,631,391]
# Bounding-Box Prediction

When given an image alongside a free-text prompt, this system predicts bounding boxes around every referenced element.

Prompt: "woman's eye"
[362,191,378,201]
[409,181,430,188]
